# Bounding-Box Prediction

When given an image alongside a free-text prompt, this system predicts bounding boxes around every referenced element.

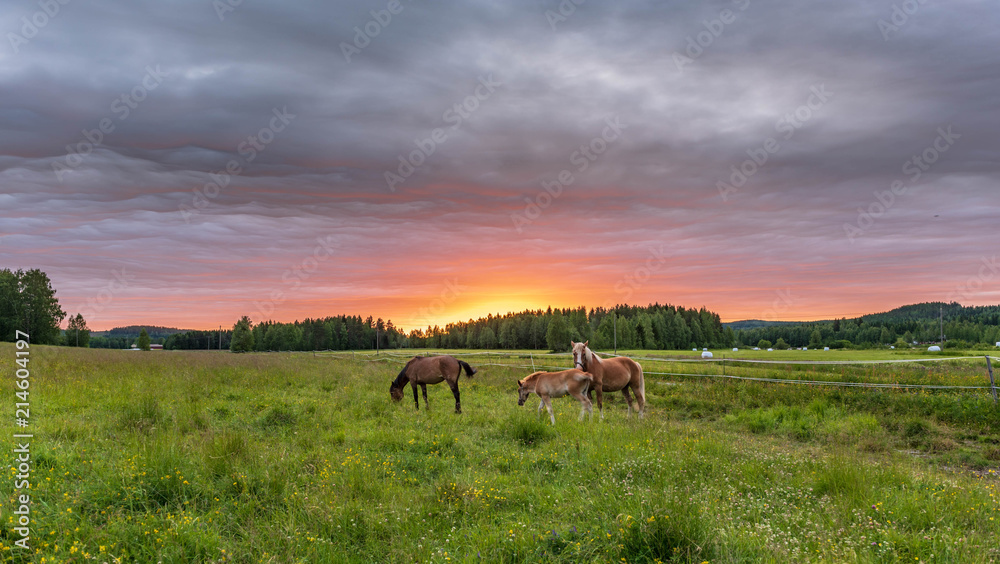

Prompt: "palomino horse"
[571,340,645,418]
[517,369,594,425]
[390,355,477,413]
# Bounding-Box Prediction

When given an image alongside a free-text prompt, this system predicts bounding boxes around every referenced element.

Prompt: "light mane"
[522,371,543,386]
[586,346,601,365]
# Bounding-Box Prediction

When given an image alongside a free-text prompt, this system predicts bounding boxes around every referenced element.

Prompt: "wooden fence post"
[987,356,998,405]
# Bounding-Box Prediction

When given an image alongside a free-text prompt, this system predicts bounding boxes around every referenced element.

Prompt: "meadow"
[1,344,999,563]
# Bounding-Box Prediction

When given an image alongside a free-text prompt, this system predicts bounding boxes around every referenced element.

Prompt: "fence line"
[313,350,999,392]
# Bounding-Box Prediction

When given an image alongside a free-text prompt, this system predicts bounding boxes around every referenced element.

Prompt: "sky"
[1,0,998,332]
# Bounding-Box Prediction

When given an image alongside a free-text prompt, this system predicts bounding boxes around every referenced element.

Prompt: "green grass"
[1,344,998,562]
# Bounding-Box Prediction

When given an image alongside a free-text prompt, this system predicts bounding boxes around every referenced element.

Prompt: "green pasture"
[1,344,999,563]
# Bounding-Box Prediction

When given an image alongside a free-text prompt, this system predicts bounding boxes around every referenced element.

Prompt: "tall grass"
[0,344,997,562]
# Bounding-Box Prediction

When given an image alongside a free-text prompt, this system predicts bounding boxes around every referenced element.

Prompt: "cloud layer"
[2,0,998,330]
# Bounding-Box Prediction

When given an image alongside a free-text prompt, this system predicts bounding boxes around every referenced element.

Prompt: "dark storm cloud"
[1,0,998,327]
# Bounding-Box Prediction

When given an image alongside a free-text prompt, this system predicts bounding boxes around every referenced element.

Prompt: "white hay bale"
[701,351,714,359]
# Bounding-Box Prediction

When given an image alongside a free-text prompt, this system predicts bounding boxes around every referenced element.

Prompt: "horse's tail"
[634,359,645,399]
[458,360,477,377]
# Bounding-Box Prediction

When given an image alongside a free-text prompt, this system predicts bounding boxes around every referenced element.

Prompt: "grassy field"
[2,344,999,563]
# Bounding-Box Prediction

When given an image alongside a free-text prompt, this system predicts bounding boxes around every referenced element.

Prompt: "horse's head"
[389,382,404,402]
[571,340,589,370]
[517,379,528,406]
[390,365,410,402]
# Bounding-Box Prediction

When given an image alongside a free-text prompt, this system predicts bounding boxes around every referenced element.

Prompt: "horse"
[570,340,645,418]
[517,369,594,425]
[389,355,477,413]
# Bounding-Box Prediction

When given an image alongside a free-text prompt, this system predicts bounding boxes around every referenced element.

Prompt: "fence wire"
[313,350,999,392]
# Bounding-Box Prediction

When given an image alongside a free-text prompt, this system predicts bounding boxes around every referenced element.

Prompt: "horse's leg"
[595,386,604,420]
[621,387,636,417]
[542,396,556,425]
[449,379,461,414]
[537,399,545,420]
[421,384,429,410]
[571,391,592,421]
[632,380,646,418]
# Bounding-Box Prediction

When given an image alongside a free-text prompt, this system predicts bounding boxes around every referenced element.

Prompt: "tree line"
[221,304,733,352]
[0,269,67,344]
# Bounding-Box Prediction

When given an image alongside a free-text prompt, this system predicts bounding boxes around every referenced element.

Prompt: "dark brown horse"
[571,340,645,418]
[390,355,477,413]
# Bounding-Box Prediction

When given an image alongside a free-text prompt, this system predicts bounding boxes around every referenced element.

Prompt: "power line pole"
[613,309,617,355]
[940,305,944,343]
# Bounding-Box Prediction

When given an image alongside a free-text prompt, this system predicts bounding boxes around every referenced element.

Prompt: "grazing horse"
[390,355,477,413]
[571,340,645,418]
[517,369,594,425]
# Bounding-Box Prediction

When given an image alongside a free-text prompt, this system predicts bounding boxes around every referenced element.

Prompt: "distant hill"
[723,319,817,330]
[861,302,962,324]
[728,302,1000,329]
[91,325,190,338]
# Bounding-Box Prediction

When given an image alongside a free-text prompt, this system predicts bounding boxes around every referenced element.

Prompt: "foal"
[517,369,594,425]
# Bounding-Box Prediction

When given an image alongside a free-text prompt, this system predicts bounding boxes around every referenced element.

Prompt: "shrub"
[502,413,556,446]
